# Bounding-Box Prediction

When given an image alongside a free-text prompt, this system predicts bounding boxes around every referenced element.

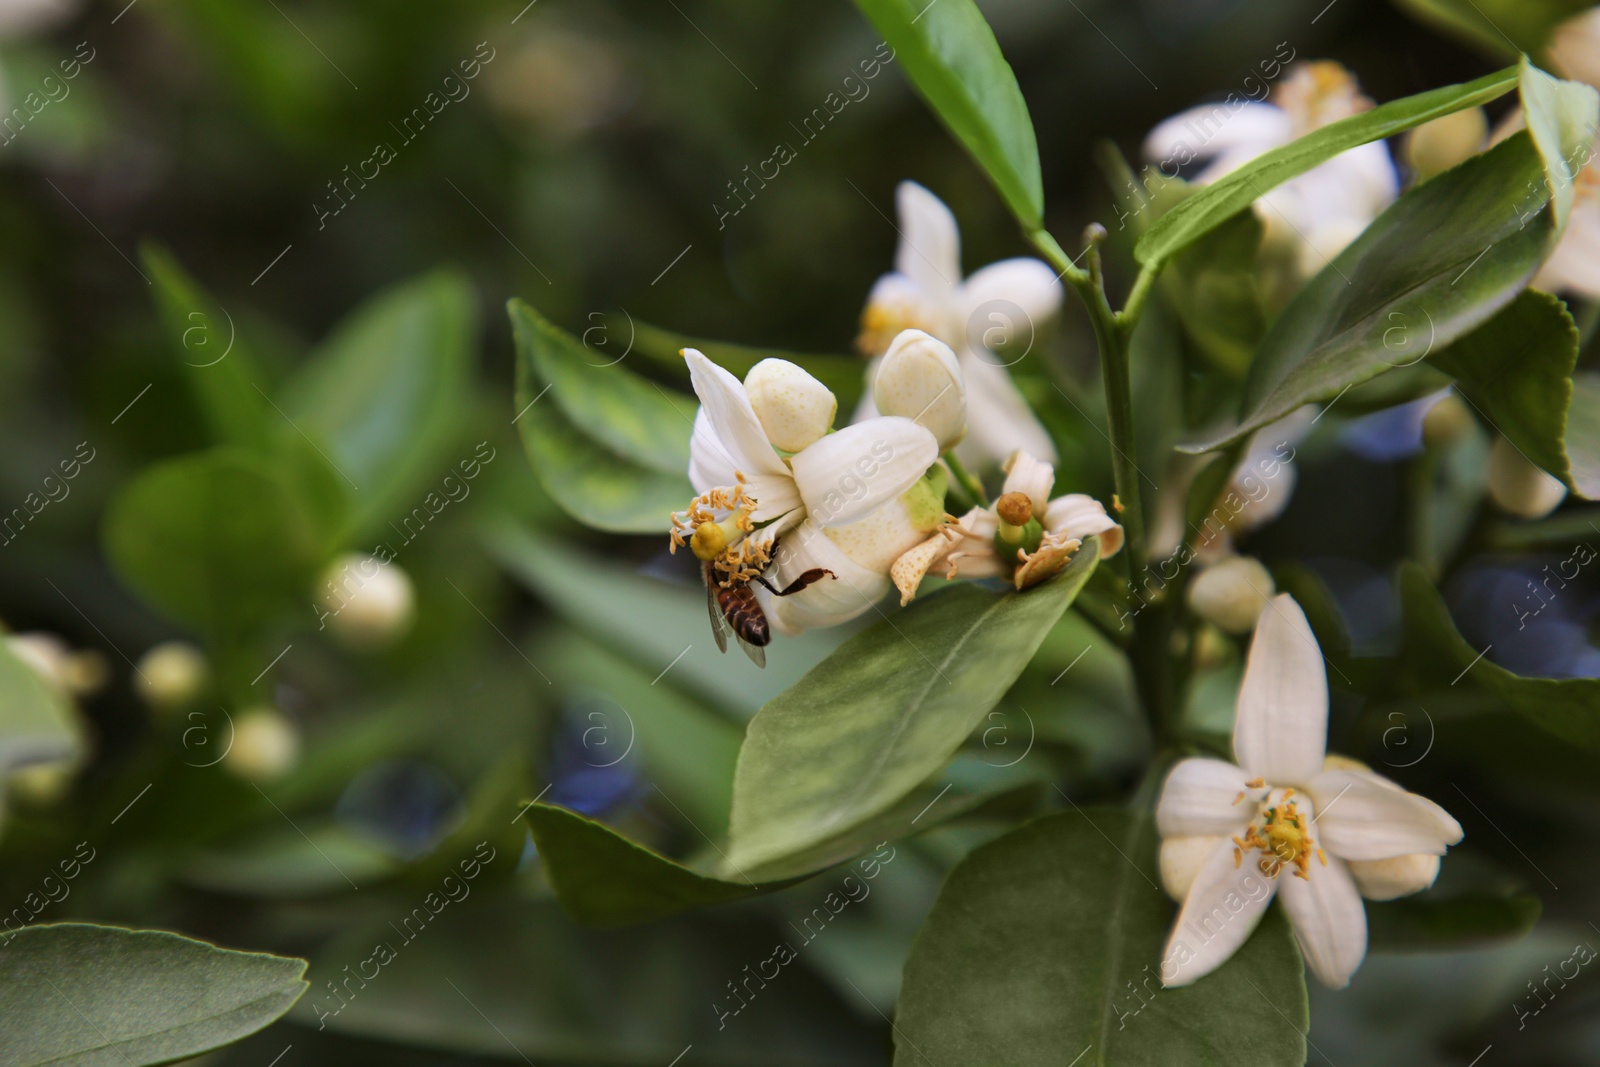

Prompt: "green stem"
[942,451,988,509]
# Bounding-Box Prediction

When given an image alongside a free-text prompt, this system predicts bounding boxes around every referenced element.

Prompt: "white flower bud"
[7,633,106,697]
[1346,853,1440,901]
[1159,835,1219,901]
[744,358,837,453]
[1404,107,1487,181]
[224,707,301,782]
[1187,556,1276,634]
[873,329,967,452]
[135,641,209,710]
[1486,436,1567,520]
[318,554,416,650]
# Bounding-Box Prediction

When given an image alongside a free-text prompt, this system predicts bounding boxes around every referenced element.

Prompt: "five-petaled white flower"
[856,181,1062,467]
[1142,61,1399,279]
[1157,594,1462,989]
[891,449,1122,603]
[672,348,941,634]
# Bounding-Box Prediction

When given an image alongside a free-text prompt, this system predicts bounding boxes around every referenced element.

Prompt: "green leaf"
[1162,207,1268,377]
[1520,57,1600,230]
[527,804,784,927]
[103,450,327,637]
[726,541,1098,873]
[1394,0,1591,60]
[894,808,1307,1066]
[1400,562,1600,748]
[0,636,83,773]
[850,0,1044,227]
[1184,133,1556,454]
[0,923,307,1067]
[510,300,694,533]
[142,244,276,451]
[1428,289,1577,485]
[1567,372,1600,498]
[629,319,865,411]
[1367,891,1542,953]
[1136,66,1518,267]
[281,270,476,537]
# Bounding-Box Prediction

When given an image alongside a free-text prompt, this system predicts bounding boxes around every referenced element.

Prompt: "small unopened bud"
[995,491,1033,527]
[1187,556,1275,634]
[8,760,76,806]
[1486,436,1567,520]
[745,358,837,452]
[223,707,301,782]
[136,641,209,711]
[1404,107,1487,181]
[1421,392,1473,448]
[873,329,967,451]
[691,521,727,561]
[318,553,416,650]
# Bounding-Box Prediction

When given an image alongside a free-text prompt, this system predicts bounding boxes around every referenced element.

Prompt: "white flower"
[223,707,302,783]
[318,553,417,650]
[1157,594,1463,989]
[1142,61,1399,278]
[891,450,1122,603]
[135,641,210,710]
[856,181,1062,466]
[674,349,940,632]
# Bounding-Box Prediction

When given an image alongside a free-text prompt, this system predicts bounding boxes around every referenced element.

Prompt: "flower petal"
[688,408,738,495]
[859,273,952,355]
[1233,593,1328,787]
[1346,854,1440,901]
[894,181,961,305]
[1160,834,1226,902]
[1141,102,1291,173]
[1276,852,1367,988]
[1044,494,1124,558]
[955,349,1057,465]
[1307,768,1462,861]
[790,417,938,528]
[1001,450,1055,517]
[1157,757,1261,837]
[1161,836,1276,988]
[684,349,789,482]
[760,518,890,634]
[958,257,1064,348]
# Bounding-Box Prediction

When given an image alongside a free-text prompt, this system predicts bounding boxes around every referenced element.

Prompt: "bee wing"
[735,633,766,669]
[704,566,730,655]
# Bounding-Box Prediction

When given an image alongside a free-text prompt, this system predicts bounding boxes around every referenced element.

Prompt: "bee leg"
[755,569,836,598]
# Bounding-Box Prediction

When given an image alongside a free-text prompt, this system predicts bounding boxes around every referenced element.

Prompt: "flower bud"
[1159,835,1217,901]
[318,553,416,650]
[745,358,837,453]
[224,707,301,782]
[1404,107,1487,181]
[7,633,106,697]
[135,641,209,710]
[1187,556,1275,634]
[1346,853,1440,901]
[873,330,967,452]
[1420,392,1473,448]
[1486,436,1567,520]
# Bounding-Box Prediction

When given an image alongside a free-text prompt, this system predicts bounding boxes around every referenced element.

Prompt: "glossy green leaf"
[1521,57,1600,229]
[726,541,1098,873]
[1428,289,1577,485]
[1394,0,1591,60]
[283,270,477,536]
[527,804,783,927]
[510,300,694,533]
[1183,133,1555,453]
[1400,562,1600,748]
[0,635,83,773]
[851,0,1044,227]
[1368,891,1542,953]
[1567,372,1600,498]
[894,808,1307,1066]
[1163,207,1268,377]
[103,449,327,636]
[142,244,275,451]
[0,923,307,1067]
[1136,67,1518,267]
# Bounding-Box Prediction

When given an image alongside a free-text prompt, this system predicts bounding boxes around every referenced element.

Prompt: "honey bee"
[704,560,833,669]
